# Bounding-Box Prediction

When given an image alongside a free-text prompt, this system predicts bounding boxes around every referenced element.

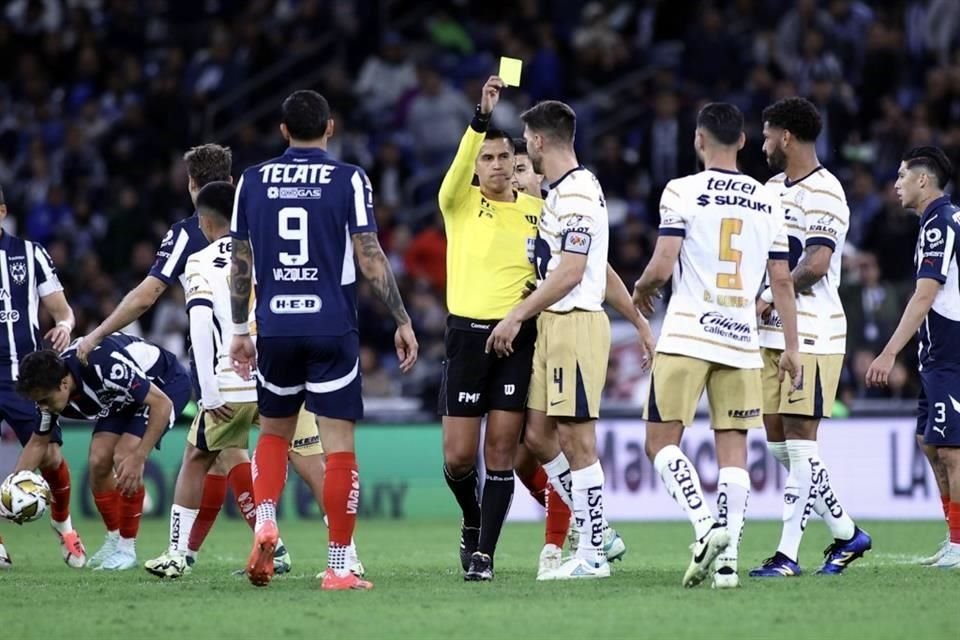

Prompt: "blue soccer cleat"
[816,527,872,575]
[749,552,801,578]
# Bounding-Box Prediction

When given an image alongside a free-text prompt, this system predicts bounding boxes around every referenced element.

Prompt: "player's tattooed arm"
[353,232,411,325]
[792,244,832,293]
[230,238,253,324]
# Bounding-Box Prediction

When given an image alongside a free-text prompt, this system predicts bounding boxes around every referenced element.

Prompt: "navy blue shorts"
[93,369,192,444]
[0,385,62,446]
[256,333,363,421]
[916,366,960,447]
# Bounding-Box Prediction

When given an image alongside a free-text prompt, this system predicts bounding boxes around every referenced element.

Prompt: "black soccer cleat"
[459,522,480,572]
[464,551,494,581]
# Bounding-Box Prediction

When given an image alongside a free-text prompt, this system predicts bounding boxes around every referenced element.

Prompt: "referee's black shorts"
[438,314,537,417]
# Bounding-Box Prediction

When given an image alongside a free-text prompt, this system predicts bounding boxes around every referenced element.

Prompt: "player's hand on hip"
[45,325,72,352]
[114,453,146,497]
[865,352,895,388]
[480,76,505,114]
[778,349,803,390]
[485,316,520,358]
[756,299,773,321]
[230,335,257,381]
[395,322,419,373]
[76,334,100,364]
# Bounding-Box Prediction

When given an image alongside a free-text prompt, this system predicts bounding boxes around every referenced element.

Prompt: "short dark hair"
[696,102,744,146]
[483,128,513,149]
[196,181,235,222]
[512,138,527,155]
[903,146,954,189]
[183,144,232,187]
[281,90,331,141]
[520,100,576,145]
[16,350,69,397]
[762,97,822,142]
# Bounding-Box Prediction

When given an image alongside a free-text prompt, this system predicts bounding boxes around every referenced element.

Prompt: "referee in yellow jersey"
[438,76,541,581]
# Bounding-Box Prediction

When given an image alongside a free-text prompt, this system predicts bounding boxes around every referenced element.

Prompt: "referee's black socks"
[444,465,482,528]
[478,469,515,558]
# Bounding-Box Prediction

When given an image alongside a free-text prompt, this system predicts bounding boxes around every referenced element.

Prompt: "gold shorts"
[528,310,610,420]
[289,407,324,457]
[760,348,843,419]
[643,352,763,429]
[188,402,257,452]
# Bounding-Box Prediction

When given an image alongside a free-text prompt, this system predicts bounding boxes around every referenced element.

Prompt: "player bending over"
[14,334,191,570]
[633,103,801,588]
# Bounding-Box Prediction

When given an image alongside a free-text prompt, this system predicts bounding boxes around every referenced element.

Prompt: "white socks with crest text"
[654,445,716,540]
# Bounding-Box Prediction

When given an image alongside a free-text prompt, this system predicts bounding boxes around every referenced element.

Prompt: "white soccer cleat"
[537,543,563,579]
[683,524,730,588]
[144,550,188,578]
[603,526,626,563]
[537,555,610,581]
[96,545,137,571]
[86,532,119,568]
[919,537,950,565]
[567,519,579,553]
[0,542,11,569]
[711,561,740,589]
[931,543,960,569]
[347,540,365,577]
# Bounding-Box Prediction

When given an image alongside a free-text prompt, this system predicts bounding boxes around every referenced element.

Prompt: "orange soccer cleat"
[320,568,374,591]
[246,521,278,587]
[56,528,87,568]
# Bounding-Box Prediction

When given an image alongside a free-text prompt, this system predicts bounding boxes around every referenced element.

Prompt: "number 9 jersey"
[230,147,377,337]
[655,169,787,369]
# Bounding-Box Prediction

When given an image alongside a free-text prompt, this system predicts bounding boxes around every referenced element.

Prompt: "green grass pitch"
[0,518,954,639]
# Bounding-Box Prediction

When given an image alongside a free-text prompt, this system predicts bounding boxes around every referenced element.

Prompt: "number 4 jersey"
[231,147,377,337]
[655,169,787,369]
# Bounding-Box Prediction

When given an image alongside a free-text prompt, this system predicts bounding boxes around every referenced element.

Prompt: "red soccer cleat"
[246,521,278,587]
[56,528,87,568]
[320,568,374,591]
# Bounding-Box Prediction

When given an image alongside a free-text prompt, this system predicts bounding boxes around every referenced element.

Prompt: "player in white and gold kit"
[489,100,654,580]
[634,103,801,589]
[751,98,872,579]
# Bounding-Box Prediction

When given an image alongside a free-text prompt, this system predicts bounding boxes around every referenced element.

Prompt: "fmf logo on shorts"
[458,392,481,404]
[269,295,322,314]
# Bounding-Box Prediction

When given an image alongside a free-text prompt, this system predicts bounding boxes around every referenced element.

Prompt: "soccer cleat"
[537,543,563,579]
[459,521,480,572]
[320,567,374,590]
[346,541,365,577]
[246,521,278,587]
[931,543,960,569]
[185,553,195,574]
[919,537,950,565]
[537,555,610,581]
[273,543,292,575]
[749,551,802,578]
[711,564,740,589]
[86,532,119,568]
[54,527,87,569]
[683,524,730,588]
[144,550,188,578]
[604,526,626,563]
[817,527,872,575]
[96,546,137,571]
[464,552,494,581]
[0,541,10,569]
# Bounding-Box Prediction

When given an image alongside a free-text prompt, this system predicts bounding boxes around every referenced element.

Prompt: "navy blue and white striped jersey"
[0,232,63,384]
[54,333,183,420]
[915,195,960,369]
[230,147,377,337]
[148,215,209,289]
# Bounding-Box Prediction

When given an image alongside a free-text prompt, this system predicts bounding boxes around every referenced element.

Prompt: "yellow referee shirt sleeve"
[438,124,485,215]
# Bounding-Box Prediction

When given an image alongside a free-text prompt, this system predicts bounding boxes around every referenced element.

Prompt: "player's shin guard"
[252,434,289,530]
[478,469,514,557]
[187,474,227,552]
[41,459,73,533]
[778,440,819,561]
[545,484,572,548]
[767,441,789,469]
[542,452,575,511]
[443,465,481,528]
[571,461,606,566]
[93,489,121,533]
[325,452,359,575]
[717,467,750,564]
[228,462,256,530]
[654,445,716,540]
[119,486,145,540]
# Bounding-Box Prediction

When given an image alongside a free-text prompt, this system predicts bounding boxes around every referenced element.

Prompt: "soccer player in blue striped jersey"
[867,146,960,569]
[231,90,417,590]
[14,334,192,570]
[0,185,86,570]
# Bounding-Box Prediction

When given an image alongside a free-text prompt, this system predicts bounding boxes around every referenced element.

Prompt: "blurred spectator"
[405,62,473,166]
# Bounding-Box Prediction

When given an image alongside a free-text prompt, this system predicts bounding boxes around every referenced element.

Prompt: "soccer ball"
[0,470,51,524]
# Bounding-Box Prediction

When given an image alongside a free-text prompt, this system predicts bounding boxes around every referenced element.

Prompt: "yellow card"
[499,57,522,87]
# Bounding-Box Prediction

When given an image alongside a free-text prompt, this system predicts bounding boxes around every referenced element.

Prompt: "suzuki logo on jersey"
[269,295,322,314]
[259,163,335,184]
[9,260,27,285]
[699,311,752,342]
[696,194,710,207]
[696,193,772,213]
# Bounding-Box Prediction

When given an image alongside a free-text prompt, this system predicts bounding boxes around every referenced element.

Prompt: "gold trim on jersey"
[187,290,213,297]
[664,333,758,353]
[805,209,847,222]
[665,187,681,198]
[674,312,697,318]
[830,334,846,341]
[793,183,844,202]
[786,223,804,232]
[798,311,817,317]
[558,193,594,203]
[830,313,844,319]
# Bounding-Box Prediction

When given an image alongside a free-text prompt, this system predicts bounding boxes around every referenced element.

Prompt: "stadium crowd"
[1,0,959,412]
